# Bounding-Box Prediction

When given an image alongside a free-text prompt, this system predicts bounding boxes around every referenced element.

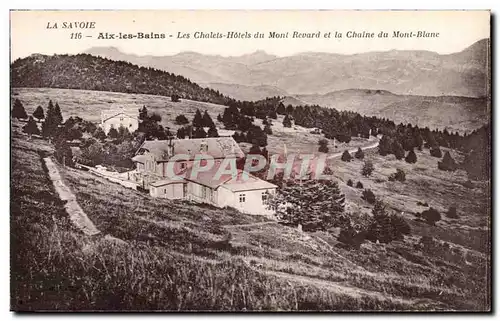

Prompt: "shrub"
[12,98,27,119]
[341,150,353,162]
[438,151,458,171]
[430,146,443,158]
[405,150,417,164]
[23,116,40,137]
[361,189,376,204]
[354,147,364,160]
[175,114,189,125]
[388,169,406,182]
[392,141,405,160]
[318,139,329,153]
[171,94,180,102]
[463,180,474,189]
[417,201,429,207]
[355,181,364,189]
[347,179,353,187]
[361,160,374,177]
[446,206,459,219]
[390,214,412,240]
[421,207,441,225]
[338,226,366,250]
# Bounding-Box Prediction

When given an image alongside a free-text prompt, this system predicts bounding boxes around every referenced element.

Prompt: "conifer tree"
[207,125,219,137]
[361,160,374,177]
[268,180,346,232]
[54,102,63,124]
[12,98,27,119]
[202,110,215,128]
[405,149,417,164]
[193,126,207,139]
[23,116,40,137]
[193,109,204,128]
[367,200,393,243]
[108,127,119,139]
[355,147,365,160]
[392,140,405,160]
[283,114,292,128]
[341,150,353,162]
[176,127,186,139]
[378,135,392,156]
[438,151,457,171]
[33,105,45,121]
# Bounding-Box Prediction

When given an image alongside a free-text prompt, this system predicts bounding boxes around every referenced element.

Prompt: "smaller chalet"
[100,108,139,134]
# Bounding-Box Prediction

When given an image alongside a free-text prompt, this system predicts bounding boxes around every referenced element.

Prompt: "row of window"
[238,191,270,203]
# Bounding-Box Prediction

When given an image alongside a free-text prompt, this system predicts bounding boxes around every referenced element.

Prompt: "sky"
[10,10,490,60]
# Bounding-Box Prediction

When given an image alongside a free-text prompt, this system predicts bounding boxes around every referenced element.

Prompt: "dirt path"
[328,137,380,160]
[43,157,100,236]
[264,269,416,306]
[222,221,278,229]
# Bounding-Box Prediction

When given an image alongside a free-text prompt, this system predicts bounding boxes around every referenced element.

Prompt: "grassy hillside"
[11,114,490,310]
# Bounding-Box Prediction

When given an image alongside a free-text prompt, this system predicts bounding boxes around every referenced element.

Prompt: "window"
[262,191,268,202]
[202,186,207,199]
[180,162,186,170]
[120,117,124,121]
[129,123,132,127]
[239,194,246,203]
[164,188,167,194]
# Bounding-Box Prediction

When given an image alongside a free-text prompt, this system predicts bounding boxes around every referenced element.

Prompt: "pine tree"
[283,114,292,128]
[193,126,207,139]
[33,105,45,121]
[176,127,186,139]
[378,135,392,156]
[23,116,40,137]
[268,180,346,232]
[54,102,63,124]
[430,146,442,158]
[318,139,329,153]
[193,109,204,128]
[438,151,457,171]
[392,140,405,160]
[367,200,393,243]
[202,110,215,128]
[93,127,107,141]
[341,150,353,162]
[361,160,374,177]
[12,98,27,119]
[405,149,417,164]
[207,125,219,137]
[276,102,286,115]
[41,100,57,138]
[108,127,119,139]
[354,147,365,160]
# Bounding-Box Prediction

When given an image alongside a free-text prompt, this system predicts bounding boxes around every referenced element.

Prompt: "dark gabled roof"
[135,137,244,162]
[102,111,138,123]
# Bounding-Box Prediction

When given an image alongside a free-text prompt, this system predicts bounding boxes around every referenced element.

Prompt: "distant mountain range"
[85,39,490,100]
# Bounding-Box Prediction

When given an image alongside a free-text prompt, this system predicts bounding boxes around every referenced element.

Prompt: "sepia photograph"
[9,10,491,312]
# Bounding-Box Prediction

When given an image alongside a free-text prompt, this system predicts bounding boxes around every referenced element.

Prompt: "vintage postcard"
[10,10,491,311]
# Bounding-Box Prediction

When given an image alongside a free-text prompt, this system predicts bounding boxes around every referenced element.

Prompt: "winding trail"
[327,137,380,160]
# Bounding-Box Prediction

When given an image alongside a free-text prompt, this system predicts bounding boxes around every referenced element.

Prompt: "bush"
[388,169,406,182]
[347,179,353,187]
[430,146,442,158]
[361,160,374,177]
[354,147,364,160]
[338,227,366,250]
[318,139,329,153]
[175,114,189,125]
[361,189,376,204]
[171,94,180,102]
[341,150,353,162]
[446,206,459,219]
[405,150,417,164]
[417,201,429,207]
[463,180,474,189]
[355,181,364,189]
[421,207,441,225]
